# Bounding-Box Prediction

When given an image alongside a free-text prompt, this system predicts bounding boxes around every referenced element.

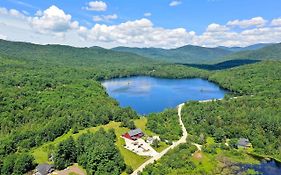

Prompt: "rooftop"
[128,128,143,137]
[36,164,54,175]
[237,138,251,146]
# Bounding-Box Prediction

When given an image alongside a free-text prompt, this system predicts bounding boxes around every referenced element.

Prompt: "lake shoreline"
[102,76,228,115]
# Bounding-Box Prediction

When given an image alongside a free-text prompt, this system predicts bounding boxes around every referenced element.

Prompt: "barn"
[122,128,144,140]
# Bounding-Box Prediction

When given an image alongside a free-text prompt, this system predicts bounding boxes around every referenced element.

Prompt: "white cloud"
[144,12,152,17]
[227,17,267,28]
[78,18,195,48]
[35,10,43,16]
[0,7,280,49]
[271,17,281,27]
[93,14,118,22]
[169,0,182,7]
[22,10,29,15]
[198,22,281,47]
[0,7,25,18]
[0,34,7,40]
[92,16,102,22]
[30,6,79,35]
[206,23,229,32]
[86,1,107,11]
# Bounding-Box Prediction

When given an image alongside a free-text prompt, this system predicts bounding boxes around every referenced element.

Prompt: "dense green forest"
[143,61,281,174]
[140,143,198,175]
[0,40,207,174]
[146,109,182,141]
[113,45,232,64]
[216,43,281,63]
[54,128,125,175]
[182,96,281,160]
[209,61,281,95]
[217,43,272,52]
[1,39,281,174]
[180,59,260,70]
[113,43,279,64]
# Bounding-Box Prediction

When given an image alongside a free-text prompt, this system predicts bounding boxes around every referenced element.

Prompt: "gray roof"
[237,138,250,146]
[128,128,143,137]
[36,164,54,175]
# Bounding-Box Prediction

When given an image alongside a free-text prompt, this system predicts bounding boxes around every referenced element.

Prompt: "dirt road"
[131,103,187,175]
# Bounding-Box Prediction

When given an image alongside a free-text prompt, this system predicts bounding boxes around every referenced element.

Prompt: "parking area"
[123,137,159,157]
[52,164,85,175]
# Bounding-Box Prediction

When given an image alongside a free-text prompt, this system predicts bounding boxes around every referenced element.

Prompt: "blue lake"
[102,76,228,115]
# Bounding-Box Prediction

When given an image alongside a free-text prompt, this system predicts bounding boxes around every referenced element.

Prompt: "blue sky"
[2,0,281,33]
[0,0,281,48]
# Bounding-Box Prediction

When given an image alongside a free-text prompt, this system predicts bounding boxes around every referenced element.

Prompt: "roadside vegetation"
[141,141,259,175]
[0,39,281,174]
[146,109,182,141]
[0,40,206,174]
[143,61,281,174]
[30,121,149,171]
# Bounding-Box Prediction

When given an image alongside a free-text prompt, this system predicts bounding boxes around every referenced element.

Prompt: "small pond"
[240,159,281,175]
[102,76,228,115]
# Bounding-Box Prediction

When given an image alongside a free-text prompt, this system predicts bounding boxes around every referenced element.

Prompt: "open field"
[31,119,155,170]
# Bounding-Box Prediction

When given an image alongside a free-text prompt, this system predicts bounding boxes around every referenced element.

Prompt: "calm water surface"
[240,160,281,175]
[102,76,227,115]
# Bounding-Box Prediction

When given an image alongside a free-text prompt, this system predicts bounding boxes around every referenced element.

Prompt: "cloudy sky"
[0,0,281,48]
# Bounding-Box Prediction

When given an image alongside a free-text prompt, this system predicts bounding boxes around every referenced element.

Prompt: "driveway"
[123,137,159,157]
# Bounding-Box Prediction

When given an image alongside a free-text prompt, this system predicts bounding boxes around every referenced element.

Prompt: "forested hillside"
[0,39,207,174]
[217,43,272,52]
[209,61,281,95]
[114,43,281,64]
[1,39,281,174]
[113,45,232,63]
[215,43,281,63]
[144,61,281,174]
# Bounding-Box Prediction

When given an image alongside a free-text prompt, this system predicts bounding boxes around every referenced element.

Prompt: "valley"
[0,39,281,175]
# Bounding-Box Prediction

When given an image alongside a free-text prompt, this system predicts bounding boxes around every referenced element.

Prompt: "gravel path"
[131,103,187,175]
[131,97,243,174]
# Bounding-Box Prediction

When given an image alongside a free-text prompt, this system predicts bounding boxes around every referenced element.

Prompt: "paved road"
[131,103,187,175]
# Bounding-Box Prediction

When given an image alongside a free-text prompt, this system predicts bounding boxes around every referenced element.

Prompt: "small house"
[34,164,54,175]
[122,128,144,140]
[146,137,154,144]
[146,136,160,144]
[237,138,252,149]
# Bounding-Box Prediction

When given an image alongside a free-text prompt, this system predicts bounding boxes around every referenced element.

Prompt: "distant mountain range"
[0,39,157,67]
[0,39,280,66]
[113,43,279,64]
[214,43,281,63]
[112,45,232,64]
[216,43,273,52]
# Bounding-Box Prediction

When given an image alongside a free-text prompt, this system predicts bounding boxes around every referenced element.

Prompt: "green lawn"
[134,117,169,152]
[31,120,149,170]
[134,117,155,136]
[221,150,259,165]
[192,152,217,172]
[153,141,169,152]
[31,117,172,172]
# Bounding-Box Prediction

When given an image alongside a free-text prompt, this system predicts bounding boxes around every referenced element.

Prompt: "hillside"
[0,39,209,174]
[143,61,281,174]
[0,39,157,67]
[215,43,281,63]
[113,45,232,64]
[180,59,260,70]
[113,43,280,64]
[0,39,280,175]
[217,43,273,52]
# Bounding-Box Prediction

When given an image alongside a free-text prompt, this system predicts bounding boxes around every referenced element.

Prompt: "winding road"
[131,97,244,174]
[131,103,187,175]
